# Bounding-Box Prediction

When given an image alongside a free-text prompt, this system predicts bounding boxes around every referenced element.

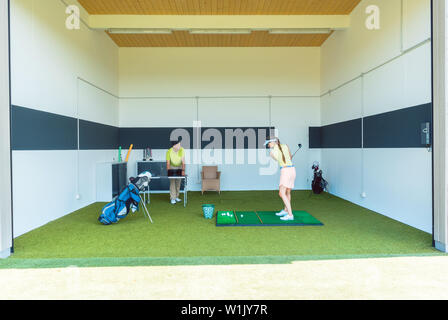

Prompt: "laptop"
[167,169,183,177]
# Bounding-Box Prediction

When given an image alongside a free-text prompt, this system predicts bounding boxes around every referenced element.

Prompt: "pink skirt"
[279,166,296,189]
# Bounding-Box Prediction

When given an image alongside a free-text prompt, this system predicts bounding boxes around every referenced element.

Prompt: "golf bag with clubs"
[98,171,153,225]
[311,162,328,194]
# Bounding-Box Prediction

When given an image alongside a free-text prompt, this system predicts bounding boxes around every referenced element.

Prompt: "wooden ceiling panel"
[107,30,333,47]
[78,0,361,15]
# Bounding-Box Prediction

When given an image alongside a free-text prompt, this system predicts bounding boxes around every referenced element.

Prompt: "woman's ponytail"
[276,138,286,163]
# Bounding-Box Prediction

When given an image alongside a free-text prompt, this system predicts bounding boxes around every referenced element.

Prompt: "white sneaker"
[280,214,294,221]
[170,199,176,205]
[276,210,288,217]
[175,198,182,202]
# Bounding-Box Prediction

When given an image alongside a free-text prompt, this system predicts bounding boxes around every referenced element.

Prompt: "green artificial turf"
[257,211,323,225]
[234,211,261,225]
[217,211,237,224]
[216,210,323,226]
[1,190,444,268]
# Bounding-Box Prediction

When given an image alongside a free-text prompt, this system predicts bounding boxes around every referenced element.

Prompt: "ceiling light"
[108,29,173,34]
[189,29,252,35]
[269,28,332,35]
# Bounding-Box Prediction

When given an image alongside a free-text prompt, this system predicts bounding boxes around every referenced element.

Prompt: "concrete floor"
[1,256,447,300]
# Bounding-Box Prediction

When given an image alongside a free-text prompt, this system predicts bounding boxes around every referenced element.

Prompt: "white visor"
[264,139,277,146]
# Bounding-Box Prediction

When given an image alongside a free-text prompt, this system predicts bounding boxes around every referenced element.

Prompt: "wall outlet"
[361,192,367,198]
[75,194,81,200]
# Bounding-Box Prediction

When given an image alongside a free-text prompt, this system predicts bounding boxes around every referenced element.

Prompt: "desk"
[137,161,188,207]
[141,176,188,207]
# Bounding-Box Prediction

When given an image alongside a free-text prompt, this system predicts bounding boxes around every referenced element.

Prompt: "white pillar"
[0,0,12,258]
[432,0,448,253]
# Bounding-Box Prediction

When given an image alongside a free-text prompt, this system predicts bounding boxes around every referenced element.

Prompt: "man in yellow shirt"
[166,139,186,205]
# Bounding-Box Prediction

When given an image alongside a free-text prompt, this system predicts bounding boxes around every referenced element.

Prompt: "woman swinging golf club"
[265,137,296,221]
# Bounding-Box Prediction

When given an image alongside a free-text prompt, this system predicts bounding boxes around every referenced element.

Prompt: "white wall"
[118,47,321,191]
[320,0,432,233]
[0,0,12,258]
[10,0,119,236]
[119,47,321,97]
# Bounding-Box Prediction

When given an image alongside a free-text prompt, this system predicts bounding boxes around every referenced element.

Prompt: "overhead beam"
[88,15,351,30]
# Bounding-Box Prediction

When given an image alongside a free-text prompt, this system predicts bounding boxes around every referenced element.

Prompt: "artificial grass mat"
[216,210,323,226]
[1,191,443,268]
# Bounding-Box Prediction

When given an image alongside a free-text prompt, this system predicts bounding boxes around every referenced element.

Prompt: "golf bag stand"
[98,171,154,225]
[309,162,330,198]
[130,171,153,223]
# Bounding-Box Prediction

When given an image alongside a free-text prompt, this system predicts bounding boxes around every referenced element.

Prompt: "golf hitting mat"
[216,210,323,227]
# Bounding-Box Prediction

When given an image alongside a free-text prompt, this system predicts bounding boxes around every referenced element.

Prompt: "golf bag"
[311,162,328,194]
[98,171,152,225]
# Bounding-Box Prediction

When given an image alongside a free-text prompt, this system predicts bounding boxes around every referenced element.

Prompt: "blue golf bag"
[98,171,153,225]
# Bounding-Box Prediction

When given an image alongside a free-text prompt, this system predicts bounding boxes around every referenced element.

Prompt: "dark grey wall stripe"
[79,120,120,150]
[200,127,274,149]
[119,127,193,149]
[364,103,432,148]
[11,107,274,151]
[120,127,274,149]
[310,119,362,149]
[309,103,432,149]
[11,105,77,150]
[12,103,433,151]
[321,119,362,148]
[309,127,322,149]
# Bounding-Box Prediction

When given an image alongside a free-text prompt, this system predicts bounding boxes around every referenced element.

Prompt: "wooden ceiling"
[77,0,360,47]
[78,0,361,15]
[108,30,333,47]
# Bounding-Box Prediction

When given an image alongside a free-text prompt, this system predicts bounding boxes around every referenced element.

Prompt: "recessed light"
[108,29,173,34]
[269,28,332,34]
[189,29,252,35]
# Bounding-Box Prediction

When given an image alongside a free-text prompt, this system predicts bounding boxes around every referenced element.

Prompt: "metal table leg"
[184,176,187,207]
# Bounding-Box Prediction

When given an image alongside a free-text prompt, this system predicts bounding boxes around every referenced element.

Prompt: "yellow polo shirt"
[166,147,185,167]
[272,144,292,167]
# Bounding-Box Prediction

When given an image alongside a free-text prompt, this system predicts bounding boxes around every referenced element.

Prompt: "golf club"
[292,143,302,158]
